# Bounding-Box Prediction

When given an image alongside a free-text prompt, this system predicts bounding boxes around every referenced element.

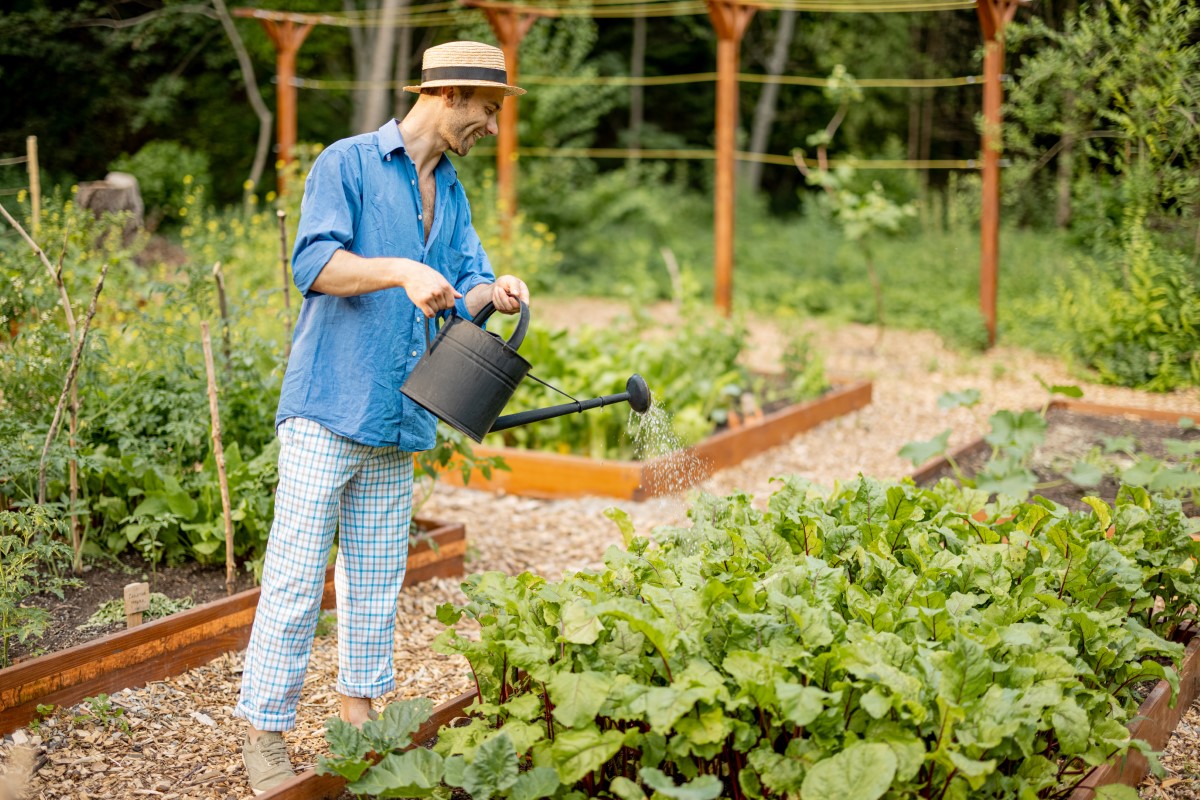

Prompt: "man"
[235,40,530,795]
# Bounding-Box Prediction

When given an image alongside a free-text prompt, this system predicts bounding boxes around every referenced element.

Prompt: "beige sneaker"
[242,731,296,795]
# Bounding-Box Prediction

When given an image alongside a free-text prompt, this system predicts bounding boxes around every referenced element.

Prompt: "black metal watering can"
[400,300,652,443]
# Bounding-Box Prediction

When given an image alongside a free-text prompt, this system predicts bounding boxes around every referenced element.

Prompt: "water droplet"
[628,397,710,500]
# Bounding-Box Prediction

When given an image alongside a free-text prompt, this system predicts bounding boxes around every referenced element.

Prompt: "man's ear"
[441,86,460,106]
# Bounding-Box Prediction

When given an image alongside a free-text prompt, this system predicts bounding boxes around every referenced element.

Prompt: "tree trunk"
[361,0,402,131]
[210,0,273,192]
[393,1,415,119]
[628,15,646,163]
[745,9,796,193]
[346,0,377,133]
[1056,89,1076,228]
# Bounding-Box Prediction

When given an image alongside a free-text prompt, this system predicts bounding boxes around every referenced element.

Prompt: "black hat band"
[422,66,509,84]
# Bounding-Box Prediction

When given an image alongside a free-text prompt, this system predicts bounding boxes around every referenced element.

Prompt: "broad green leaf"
[640,768,723,800]
[937,389,981,411]
[1050,698,1090,754]
[1082,497,1112,531]
[509,768,560,800]
[605,506,637,547]
[775,682,829,727]
[609,776,647,800]
[1094,786,1141,800]
[985,410,1047,455]
[548,670,614,729]
[899,429,952,466]
[561,600,605,645]
[462,732,519,800]
[363,698,434,754]
[1066,461,1104,488]
[799,742,897,800]
[945,750,998,789]
[346,748,444,798]
[546,728,625,785]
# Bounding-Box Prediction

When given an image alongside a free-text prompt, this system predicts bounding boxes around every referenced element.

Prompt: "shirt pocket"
[431,238,470,283]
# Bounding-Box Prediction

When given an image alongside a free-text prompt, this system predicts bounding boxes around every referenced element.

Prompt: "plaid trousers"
[235,416,414,731]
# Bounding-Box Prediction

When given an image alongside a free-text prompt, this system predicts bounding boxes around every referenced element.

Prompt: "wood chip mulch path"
[2,306,1199,799]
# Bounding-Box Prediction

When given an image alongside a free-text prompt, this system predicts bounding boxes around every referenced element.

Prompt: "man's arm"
[310,249,462,318]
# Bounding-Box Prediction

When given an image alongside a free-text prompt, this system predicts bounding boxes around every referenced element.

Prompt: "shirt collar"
[377,119,459,185]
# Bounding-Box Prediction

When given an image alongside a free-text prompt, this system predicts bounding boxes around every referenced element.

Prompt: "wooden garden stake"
[276,209,292,358]
[201,322,237,596]
[26,136,40,239]
[211,262,232,382]
[123,582,150,628]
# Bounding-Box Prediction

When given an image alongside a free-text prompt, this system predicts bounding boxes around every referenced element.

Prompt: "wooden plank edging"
[260,689,478,800]
[443,379,873,500]
[0,520,465,736]
[1067,633,1200,797]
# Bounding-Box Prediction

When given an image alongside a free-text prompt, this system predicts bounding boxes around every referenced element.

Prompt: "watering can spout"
[488,374,652,434]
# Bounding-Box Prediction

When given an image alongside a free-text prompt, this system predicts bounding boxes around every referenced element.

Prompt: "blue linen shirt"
[276,120,495,449]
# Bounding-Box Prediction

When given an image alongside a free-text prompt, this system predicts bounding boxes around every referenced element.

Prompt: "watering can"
[400,300,652,443]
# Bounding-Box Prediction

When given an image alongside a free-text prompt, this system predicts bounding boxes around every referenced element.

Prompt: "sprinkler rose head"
[627,374,652,414]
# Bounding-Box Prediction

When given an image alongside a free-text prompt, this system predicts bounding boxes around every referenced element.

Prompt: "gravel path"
[2,303,1198,799]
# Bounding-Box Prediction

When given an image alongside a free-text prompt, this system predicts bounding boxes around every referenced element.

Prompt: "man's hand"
[488,275,530,314]
[401,261,462,318]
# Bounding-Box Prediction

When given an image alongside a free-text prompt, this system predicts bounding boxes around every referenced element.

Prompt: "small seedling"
[27,703,56,733]
[73,694,130,734]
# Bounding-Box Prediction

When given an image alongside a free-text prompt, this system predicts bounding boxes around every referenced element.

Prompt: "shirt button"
[417,214,422,220]
[411,180,415,185]
[411,350,418,357]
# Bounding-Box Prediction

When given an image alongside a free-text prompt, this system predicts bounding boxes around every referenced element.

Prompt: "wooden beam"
[466,2,547,230]
[706,0,756,317]
[244,15,313,193]
[975,0,1021,348]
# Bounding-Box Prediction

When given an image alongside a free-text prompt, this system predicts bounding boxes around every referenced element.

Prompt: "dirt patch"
[916,407,1199,515]
[9,555,259,665]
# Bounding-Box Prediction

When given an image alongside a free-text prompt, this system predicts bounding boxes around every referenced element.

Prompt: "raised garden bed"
[911,398,1199,515]
[442,379,873,499]
[907,398,1200,795]
[0,518,465,737]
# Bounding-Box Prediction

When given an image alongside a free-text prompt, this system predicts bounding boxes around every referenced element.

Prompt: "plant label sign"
[124,582,150,628]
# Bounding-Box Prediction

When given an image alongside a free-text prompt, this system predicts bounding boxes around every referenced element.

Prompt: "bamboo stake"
[36,262,110,505]
[26,136,40,239]
[201,322,237,595]
[211,262,232,382]
[276,210,293,358]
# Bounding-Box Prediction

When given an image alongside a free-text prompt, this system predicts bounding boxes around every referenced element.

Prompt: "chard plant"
[322,477,1199,799]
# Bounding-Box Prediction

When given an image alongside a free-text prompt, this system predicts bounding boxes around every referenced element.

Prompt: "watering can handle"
[420,299,530,353]
[472,299,530,352]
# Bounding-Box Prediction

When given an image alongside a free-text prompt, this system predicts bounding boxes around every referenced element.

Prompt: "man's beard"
[449,126,481,156]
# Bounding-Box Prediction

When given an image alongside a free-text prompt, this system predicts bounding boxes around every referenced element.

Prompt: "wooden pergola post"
[975,0,1021,348]
[707,0,755,317]
[234,10,313,193]
[466,1,546,229]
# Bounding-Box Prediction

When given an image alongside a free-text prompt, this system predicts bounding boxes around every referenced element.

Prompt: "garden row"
[3,398,1197,799]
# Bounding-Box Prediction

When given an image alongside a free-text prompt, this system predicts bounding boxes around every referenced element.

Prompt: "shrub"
[0,507,80,667]
[1058,213,1200,391]
[110,140,211,226]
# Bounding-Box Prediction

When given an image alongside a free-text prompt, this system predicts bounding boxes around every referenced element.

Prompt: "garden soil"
[3,302,1199,799]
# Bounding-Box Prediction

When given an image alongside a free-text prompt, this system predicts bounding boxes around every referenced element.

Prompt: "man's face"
[439,87,504,157]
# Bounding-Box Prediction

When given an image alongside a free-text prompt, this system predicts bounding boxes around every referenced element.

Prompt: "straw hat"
[404,41,526,96]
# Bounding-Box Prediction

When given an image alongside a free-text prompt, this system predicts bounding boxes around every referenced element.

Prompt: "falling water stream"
[628,397,710,498]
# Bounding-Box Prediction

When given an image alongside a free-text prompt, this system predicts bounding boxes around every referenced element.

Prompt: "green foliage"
[79,592,195,630]
[1056,213,1200,391]
[1007,0,1200,242]
[72,693,130,734]
[328,478,1199,798]
[110,141,212,226]
[0,507,81,668]
[490,308,825,459]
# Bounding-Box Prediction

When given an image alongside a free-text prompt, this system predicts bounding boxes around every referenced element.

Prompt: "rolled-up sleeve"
[452,204,495,320]
[291,147,362,297]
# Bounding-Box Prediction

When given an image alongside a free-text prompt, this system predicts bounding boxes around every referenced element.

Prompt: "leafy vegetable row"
[322,477,1200,800]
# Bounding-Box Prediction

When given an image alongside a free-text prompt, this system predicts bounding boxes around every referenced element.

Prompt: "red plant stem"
[1057,547,1073,599]
[935,767,958,800]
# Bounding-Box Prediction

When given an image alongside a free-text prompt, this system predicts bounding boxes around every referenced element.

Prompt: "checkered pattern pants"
[235,416,414,732]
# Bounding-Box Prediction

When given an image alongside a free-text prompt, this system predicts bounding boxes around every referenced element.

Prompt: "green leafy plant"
[110,141,211,227]
[78,592,194,630]
[325,477,1199,799]
[72,693,130,734]
[0,507,81,667]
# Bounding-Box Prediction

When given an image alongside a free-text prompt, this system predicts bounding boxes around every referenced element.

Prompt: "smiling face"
[437,86,504,157]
